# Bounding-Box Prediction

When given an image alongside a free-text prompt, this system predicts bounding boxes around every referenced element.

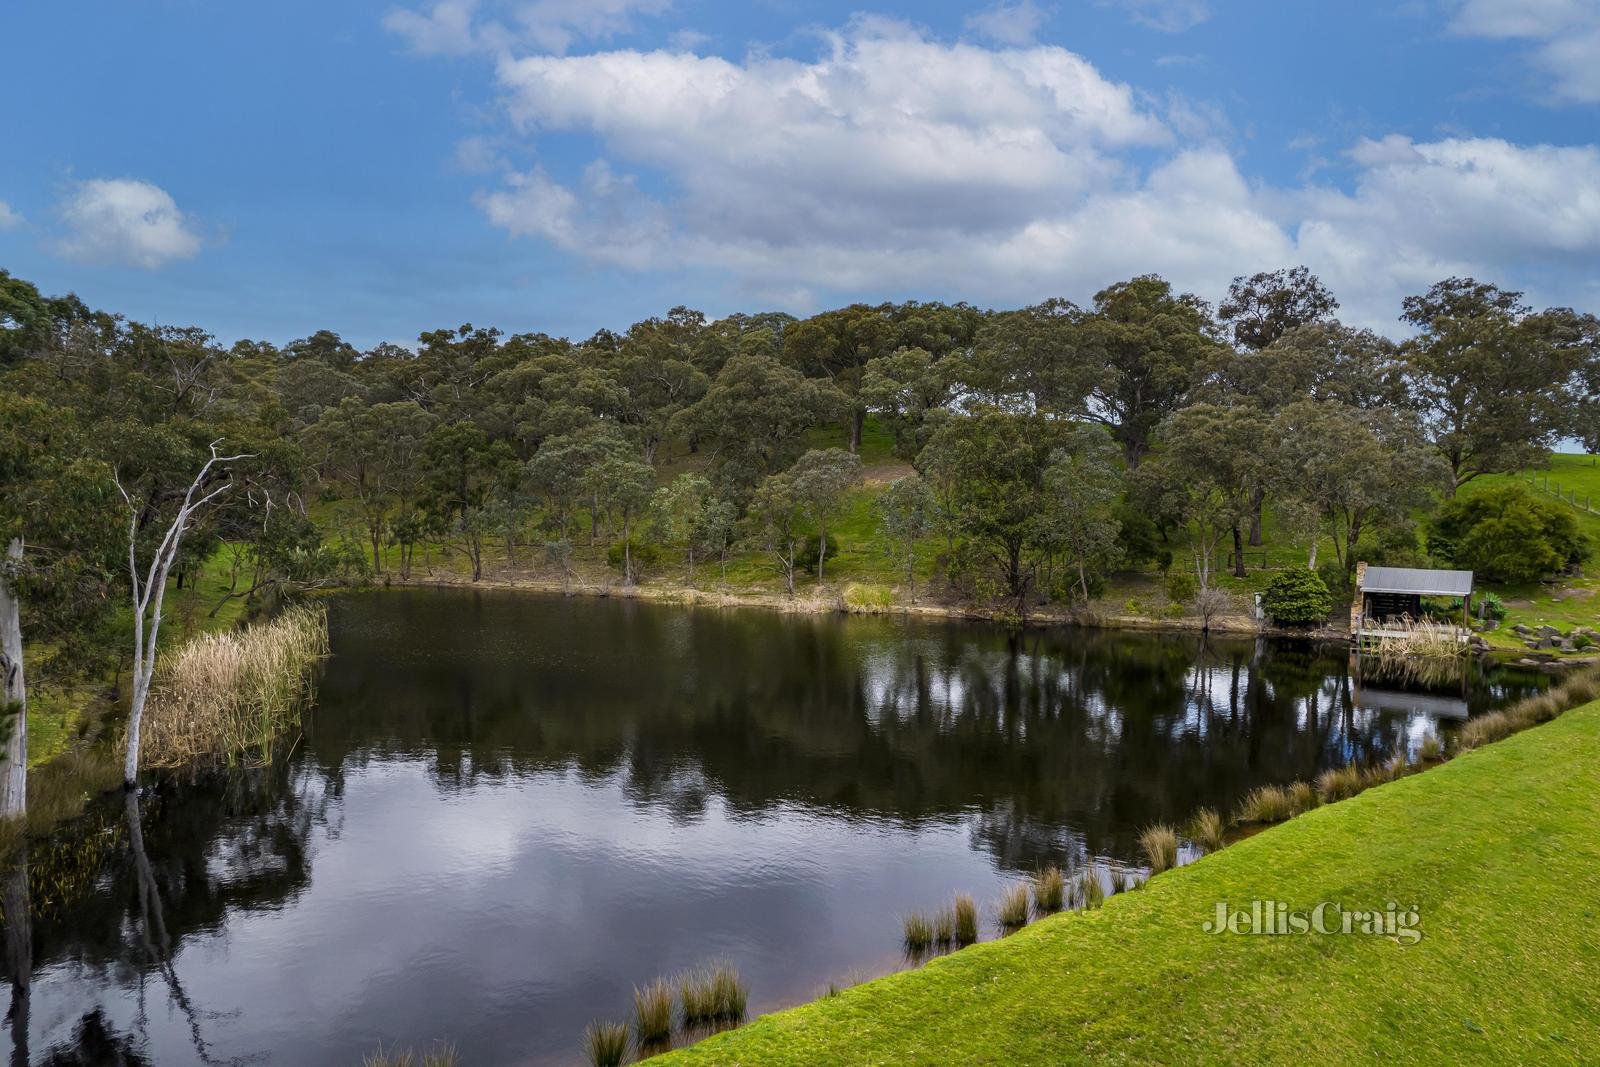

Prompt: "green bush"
[1261,568,1334,626]
[795,533,840,575]
[606,539,663,577]
[1430,485,1590,583]
[1164,571,1197,606]
[1475,590,1507,622]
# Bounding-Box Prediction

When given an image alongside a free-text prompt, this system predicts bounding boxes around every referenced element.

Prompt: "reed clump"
[363,1043,459,1067]
[1236,785,1294,825]
[996,883,1030,929]
[932,906,955,946]
[1108,868,1129,895]
[633,978,673,1044]
[678,962,747,1026]
[1188,808,1226,854]
[584,1021,630,1067]
[1138,824,1179,875]
[1418,732,1444,762]
[142,604,329,768]
[952,893,978,945]
[1078,868,1105,910]
[1287,780,1317,815]
[902,911,934,951]
[1315,764,1364,804]
[1031,866,1065,914]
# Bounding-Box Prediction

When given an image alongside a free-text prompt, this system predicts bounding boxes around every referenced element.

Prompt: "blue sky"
[2,0,1597,347]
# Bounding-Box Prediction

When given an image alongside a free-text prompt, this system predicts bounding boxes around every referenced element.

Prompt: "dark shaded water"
[2,589,1545,1065]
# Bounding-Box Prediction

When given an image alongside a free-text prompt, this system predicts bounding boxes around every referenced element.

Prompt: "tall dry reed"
[141,604,329,768]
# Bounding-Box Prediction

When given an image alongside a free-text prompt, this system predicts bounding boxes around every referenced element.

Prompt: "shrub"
[1138,824,1179,874]
[1430,485,1590,583]
[1475,590,1507,622]
[1261,569,1334,626]
[794,533,840,576]
[606,538,663,578]
[842,582,894,610]
[1163,570,1197,607]
[1188,808,1226,853]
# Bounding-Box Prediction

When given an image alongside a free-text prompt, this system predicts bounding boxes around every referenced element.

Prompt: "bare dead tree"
[0,539,26,819]
[116,442,251,788]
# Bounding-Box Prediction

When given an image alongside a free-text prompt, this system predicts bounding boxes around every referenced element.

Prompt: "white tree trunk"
[120,444,248,788]
[1,539,27,818]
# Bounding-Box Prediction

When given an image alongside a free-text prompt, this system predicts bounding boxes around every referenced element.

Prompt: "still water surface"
[3,589,1543,1064]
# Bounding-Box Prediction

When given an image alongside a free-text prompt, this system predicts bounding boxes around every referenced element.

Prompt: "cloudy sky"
[2,0,1597,345]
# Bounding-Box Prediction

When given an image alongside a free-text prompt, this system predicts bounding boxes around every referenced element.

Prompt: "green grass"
[659,700,1600,1065]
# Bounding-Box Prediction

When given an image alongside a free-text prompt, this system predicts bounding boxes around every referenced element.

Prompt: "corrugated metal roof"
[1360,566,1474,596]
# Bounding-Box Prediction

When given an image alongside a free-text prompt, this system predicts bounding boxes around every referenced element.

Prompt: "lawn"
[662,699,1600,1064]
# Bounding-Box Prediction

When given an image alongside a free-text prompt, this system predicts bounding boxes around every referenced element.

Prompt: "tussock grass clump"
[679,963,747,1024]
[932,907,955,946]
[584,1021,630,1067]
[1236,785,1294,825]
[952,893,978,945]
[1078,868,1105,910]
[1316,764,1364,804]
[1188,808,1226,854]
[1456,711,1511,752]
[1031,867,1065,914]
[996,883,1030,929]
[1287,780,1317,815]
[902,911,934,951]
[142,604,329,768]
[1419,732,1444,762]
[1108,868,1130,895]
[1455,667,1600,754]
[633,978,673,1044]
[363,1043,459,1067]
[1138,824,1179,875]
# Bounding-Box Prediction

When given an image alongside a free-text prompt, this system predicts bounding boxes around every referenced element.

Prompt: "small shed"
[1350,562,1475,637]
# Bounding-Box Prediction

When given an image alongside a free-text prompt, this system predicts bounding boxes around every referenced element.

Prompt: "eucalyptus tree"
[786,448,864,584]
[1143,404,1271,585]
[117,441,252,787]
[306,397,435,571]
[1075,275,1225,468]
[860,347,961,459]
[1268,400,1447,573]
[1043,427,1124,602]
[876,475,936,597]
[917,409,1076,606]
[1400,278,1583,492]
[585,453,655,585]
[1216,266,1339,351]
[745,470,809,596]
[669,353,847,496]
[0,396,120,817]
[653,473,715,583]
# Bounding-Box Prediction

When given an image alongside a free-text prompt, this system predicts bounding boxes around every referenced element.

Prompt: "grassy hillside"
[662,699,1600,1065]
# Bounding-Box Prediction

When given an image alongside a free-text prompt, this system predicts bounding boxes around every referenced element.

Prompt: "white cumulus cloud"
[435,14,1600,325]
[384,0,670,56]
[964,1,1050,45]
[0,201,21,230]
[55,178,203,269]
[1449,0,1600,103]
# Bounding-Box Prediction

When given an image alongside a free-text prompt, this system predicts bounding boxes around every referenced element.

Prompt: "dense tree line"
[2,264,1598,812]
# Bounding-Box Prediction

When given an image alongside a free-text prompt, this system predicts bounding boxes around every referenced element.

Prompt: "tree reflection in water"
[0,590,1544,1066]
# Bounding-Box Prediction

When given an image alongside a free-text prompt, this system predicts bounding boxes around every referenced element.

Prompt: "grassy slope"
[664,701,1600,1065]
[1466,455,1600,648]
